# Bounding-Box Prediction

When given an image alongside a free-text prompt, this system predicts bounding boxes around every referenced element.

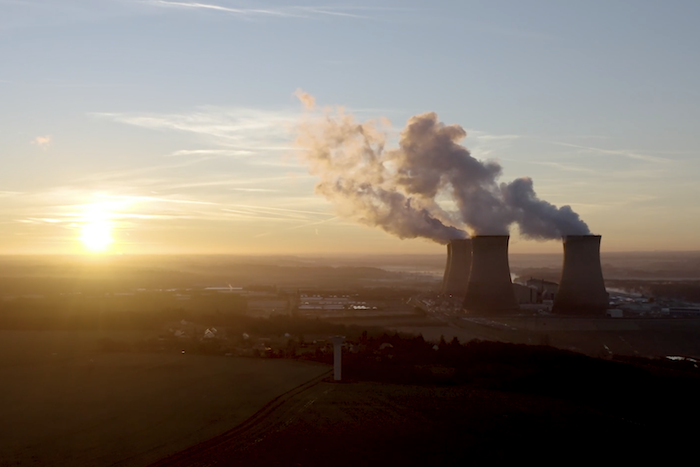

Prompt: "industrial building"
[525,278,558,301]
[513,283,539,304]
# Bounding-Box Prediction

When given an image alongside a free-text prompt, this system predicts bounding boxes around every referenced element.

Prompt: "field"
[155,379,692,466]
[0,331,329,467]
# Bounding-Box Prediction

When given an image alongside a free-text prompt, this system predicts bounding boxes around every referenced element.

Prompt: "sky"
[1,0,699,255]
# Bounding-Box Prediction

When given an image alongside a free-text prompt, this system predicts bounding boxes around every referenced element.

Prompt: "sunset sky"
[2,0,699,255]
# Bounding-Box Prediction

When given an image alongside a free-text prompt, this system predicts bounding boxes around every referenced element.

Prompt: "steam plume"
[501,177,590,238]
[296,105,466,243]
[293,89,316,111]
[295,92,591,242]
[389,112,513,235]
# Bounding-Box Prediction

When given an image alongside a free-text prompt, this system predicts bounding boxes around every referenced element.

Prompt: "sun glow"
[79,203,115,253]
[80,220,113,252]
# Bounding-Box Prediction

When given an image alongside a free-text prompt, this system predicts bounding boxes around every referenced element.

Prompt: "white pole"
[330,336,345,381]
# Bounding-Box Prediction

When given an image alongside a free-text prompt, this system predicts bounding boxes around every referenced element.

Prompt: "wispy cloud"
[220,203,335,230]
[565,194,662,213]
[143,0,300,17]
[94,193,220,206]
[528,161,597,174]
[465,130,523,159]
[87,106,308,199]
[294,6,363,19]
[547,141,672,163]
[7,188,334,239]
[32,135,51,149]
[167,148,255,157]
[141,1,380,20]
[248,159,305,168]
[93,107,297,150]
[254,214,339,238]
[230,187,278,192]
[137,174,312,192]
[232,204,332,218]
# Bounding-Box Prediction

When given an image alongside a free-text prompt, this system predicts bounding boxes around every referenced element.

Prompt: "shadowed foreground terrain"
[154,340,700,466]
[153,380,695,466]
[0,331,329,467]
[1,331,699,466]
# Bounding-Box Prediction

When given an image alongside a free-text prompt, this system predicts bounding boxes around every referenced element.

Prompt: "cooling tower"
[441,244,453,290]
[462,235,519,314]
[552,235,608,315]
[441,239,472,298]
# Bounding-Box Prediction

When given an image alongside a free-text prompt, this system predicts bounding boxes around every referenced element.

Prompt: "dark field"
[0,331,329,467]
[150,336,700,466]
[155,379,697,466]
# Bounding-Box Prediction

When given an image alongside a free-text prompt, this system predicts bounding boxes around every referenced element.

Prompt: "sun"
[79,203,115,253]
[80,220,114,252]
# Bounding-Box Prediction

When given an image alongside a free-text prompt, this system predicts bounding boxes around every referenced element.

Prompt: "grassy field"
[0,331,329,467]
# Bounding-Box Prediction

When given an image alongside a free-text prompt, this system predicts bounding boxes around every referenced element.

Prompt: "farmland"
[156,379,696,465]
[0,331,329,467]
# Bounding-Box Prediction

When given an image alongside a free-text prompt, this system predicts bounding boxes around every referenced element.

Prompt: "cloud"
[93,107,296,150]
[248,159,305,168]
[548,141,671,163]
[94,193,219,206]
[528,161,596,174]
[134,174,312,192]
[32,135,51,149]
[293,6,364,19]
[0,182,340,254]
[167,148,255,157]
[254,215,340,238]
[463,130,522,159]
[142,1,297,17]
[230,187,278,193]
[141,1,367,19]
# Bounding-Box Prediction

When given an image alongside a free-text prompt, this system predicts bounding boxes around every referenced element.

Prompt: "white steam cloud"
[295,91,590,243]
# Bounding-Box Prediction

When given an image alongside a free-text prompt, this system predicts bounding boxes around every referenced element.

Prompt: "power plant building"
[526,278,558,301]
[462,235,519,315]
[552,235,609,315]
[513,283,539,304]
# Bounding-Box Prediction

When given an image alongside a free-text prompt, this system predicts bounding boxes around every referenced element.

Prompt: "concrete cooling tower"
[552,235,609,315]
[462,235,518,314]
[441,239,472,298]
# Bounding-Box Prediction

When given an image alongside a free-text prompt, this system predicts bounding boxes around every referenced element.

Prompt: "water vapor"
[296,104,466,244]
[501,177,590,238]
[295,92,591,243]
